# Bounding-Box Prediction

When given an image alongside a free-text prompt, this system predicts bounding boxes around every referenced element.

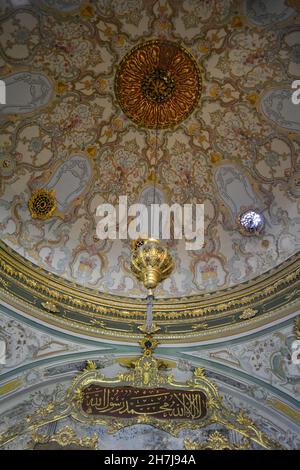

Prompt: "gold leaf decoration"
[115,40,202,128]
[28,189,57,220]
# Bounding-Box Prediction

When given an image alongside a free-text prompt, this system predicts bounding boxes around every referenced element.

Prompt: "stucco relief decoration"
[28,189,57,220]
[115,40,202,128]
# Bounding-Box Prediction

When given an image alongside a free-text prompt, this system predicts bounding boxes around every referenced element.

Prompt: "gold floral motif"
[118,349,170,388]
[84,360,97,371]
[29,426,98,450]
[236,409,254,427]
[55,81,67,94]
[115,40,202,128]
[41,301,59,313]
[231,16,245,28]
[184,431,250,450]
[141,69,176,104]
[0,276,8,288]
[239,308,258,320]
[36,401,55,417]
[139,333,159,352]
[28,189,57,220]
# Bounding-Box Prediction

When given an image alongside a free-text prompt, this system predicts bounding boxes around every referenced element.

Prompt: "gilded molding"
[0,241,299,342]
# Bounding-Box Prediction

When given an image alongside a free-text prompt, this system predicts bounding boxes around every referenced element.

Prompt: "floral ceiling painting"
[0,0,300,452]
[0,0,299,299]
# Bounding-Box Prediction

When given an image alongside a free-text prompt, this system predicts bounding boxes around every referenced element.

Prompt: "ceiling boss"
[115,40,202,128]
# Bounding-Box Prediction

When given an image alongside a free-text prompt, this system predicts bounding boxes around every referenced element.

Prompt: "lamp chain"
[146,109,159,332]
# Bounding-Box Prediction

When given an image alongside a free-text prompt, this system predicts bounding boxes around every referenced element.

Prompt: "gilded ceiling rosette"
[115,40,202,128]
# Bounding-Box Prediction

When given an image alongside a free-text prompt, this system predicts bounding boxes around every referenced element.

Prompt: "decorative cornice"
[0,241,300,343]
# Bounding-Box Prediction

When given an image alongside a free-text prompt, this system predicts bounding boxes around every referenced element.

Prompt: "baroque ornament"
[115,40,202,128]
[41,301,59,313]
[28,189,57,220]
[28,426,98,450]
[0,337,283,450]
[239,308,258,320]
[184,431,250,450]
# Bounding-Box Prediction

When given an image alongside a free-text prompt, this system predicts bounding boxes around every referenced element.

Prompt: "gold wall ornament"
[239,308,258,320]
[115,40,202,128]
[0,276,8,288]
[41,301,59,313]
[28,189,57,220]
[28,426,98,450]
[131,238,174,291]
[119,348,170,388]
[67,356,222,434]
[184,431,250,450]
[84,360,98,371]
[65,360,281,448]
[80,384,208,420]
[142,69,175,104]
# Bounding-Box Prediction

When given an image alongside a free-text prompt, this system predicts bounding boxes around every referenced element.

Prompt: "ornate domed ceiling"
[0,0,300,306]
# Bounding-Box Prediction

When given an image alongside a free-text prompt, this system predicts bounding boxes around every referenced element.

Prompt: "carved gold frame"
[66,363,281,449]
[0,358,283,450]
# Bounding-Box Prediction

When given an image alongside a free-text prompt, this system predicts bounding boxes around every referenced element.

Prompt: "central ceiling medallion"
[115,40,202,128]
[141,69,175,104]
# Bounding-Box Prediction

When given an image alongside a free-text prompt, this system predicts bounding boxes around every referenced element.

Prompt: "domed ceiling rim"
[0,240,300,344]
[0,240,299,307]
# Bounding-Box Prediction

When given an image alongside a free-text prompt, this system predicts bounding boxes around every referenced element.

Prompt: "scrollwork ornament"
[28,426,98,450]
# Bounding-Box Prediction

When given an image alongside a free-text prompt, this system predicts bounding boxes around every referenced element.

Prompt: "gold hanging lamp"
[131,238,174,293]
